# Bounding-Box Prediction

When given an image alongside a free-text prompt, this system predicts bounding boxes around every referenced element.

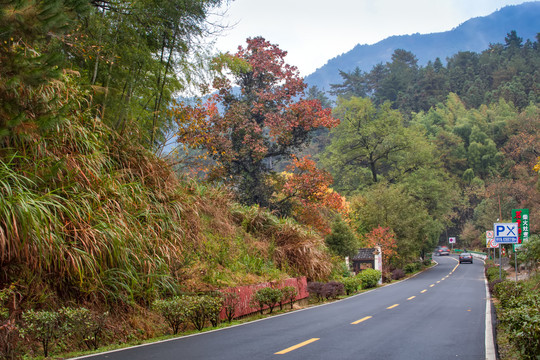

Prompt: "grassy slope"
[0,90,332,313]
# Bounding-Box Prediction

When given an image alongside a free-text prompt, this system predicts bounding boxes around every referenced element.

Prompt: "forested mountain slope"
[305,2,540,91]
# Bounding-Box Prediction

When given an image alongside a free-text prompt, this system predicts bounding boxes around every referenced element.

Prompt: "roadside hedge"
[250,287,283,314]
[485,264,507,282]
[20,307,107,357]
[152,296,190,334]
[357,269,381,289]
[493,280,540,359]
[153,293,224,333]
[341,277,361,295]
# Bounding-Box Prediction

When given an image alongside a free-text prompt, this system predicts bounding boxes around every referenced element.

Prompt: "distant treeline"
[327,31,540,114]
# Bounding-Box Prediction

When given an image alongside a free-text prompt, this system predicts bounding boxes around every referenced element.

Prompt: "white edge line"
[482,258,496,360]
[71,283,388,359]
[71,262,440,359]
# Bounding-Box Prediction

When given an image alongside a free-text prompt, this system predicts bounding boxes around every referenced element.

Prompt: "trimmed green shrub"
[222,291,240,323]
[184,294,225,330]
[485,265,507,282]
[280,286,298,310]
[498,293,540,359]
[152,296,190,334]
[493,281,526,308]
[205,294,224,327]
[20,309,61,357]
[60,307,108,350]
[341,277,361,295]
[185,295,206,331]
[356,269,381,289]
[488,279,504,294]
[404,262,421,274]
[250,287,283,314]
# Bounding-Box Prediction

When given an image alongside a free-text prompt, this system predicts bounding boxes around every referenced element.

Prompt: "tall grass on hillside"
[0,69,199,305]
[231,205,332,280]
[1,69,332,313]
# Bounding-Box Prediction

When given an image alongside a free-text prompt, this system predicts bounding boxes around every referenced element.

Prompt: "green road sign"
[512,209,530,244]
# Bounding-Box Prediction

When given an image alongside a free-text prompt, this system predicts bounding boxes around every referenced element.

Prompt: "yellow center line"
[275,338,320,354]
[387,304,399,309]
[351,316,372,325]
[421,289,427,293]
[436,281,440,283]
[407,296,416,300]
[429,284,435,287]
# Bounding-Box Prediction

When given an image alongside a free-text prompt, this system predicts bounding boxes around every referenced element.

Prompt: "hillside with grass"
[0,1,342,357]
[0,59,335,358]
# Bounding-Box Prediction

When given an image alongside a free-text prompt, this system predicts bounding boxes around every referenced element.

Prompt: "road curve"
[73,256,493,360]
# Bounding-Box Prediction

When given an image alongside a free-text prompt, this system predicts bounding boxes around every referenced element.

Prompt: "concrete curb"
[480,258,497,360]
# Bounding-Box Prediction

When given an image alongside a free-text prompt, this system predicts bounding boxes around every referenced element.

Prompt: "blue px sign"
[494,223,519,244]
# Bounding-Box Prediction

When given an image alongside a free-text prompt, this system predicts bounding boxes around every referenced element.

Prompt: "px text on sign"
[494,223,519,244]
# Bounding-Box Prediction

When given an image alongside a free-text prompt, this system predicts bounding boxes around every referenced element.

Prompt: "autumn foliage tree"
[173,37,339,210]
[363,226,397,276]
[277,156,347,234]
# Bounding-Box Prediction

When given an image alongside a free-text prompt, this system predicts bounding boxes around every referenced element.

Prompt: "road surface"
[74,255,493,360]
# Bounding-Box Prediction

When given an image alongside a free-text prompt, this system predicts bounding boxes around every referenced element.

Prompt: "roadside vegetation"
[485,235,540,360]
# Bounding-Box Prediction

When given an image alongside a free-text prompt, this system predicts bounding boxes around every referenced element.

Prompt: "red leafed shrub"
[322,281,345,300]
[307,282,324,302]
[391,268,405,280]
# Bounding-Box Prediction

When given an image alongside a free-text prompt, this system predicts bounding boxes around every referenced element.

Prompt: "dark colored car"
[435,246,450,256]
[459,252,473,264]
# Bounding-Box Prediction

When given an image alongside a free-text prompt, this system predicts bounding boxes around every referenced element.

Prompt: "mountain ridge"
[305,2,540,91]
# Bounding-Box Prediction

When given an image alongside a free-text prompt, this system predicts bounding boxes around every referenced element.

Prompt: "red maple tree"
[278,156,347,234]
[172,37,339,209]
[363,226,397,275]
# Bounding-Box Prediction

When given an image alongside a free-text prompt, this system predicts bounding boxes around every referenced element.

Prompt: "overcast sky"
[208,0,531,76]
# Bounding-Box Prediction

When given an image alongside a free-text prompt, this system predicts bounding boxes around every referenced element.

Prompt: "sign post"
[512,209,530,249]
[486,230,497,260]
[494,223,519,280]
[448,237,456,251]
[512,209,530,281]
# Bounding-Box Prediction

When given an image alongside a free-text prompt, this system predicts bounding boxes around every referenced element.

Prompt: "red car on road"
[434,246,450,256]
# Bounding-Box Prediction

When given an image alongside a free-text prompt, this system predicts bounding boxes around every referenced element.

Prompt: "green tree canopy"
[351,183,435,266]
[325,217,358,258]
[322,97,413,192]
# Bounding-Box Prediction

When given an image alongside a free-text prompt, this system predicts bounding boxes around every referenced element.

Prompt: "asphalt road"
[75,255,491,360]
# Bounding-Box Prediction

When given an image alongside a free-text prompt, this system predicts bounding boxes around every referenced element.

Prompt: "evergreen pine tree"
[0,0,89,142]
